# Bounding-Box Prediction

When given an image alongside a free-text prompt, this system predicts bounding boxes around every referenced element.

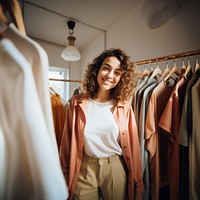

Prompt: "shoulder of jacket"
[70,93,88,105]
[116,100,131,108]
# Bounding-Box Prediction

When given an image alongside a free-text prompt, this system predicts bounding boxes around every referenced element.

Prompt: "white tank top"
[84,99,122,157]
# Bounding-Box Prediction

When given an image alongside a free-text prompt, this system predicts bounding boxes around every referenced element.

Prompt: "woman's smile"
[97,56,122,91]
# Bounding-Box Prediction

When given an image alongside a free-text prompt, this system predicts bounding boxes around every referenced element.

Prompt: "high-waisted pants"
[72,154,128,200]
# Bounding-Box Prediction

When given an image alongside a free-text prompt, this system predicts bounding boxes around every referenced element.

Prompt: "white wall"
[106,0,200,61]
[80,32,105,78]
[81,0,200,72]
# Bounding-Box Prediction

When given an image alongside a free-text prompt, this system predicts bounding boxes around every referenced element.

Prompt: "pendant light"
[61,20,81,61]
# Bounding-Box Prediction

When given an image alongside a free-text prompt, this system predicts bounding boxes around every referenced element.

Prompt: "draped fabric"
[51,93,66,150]
[0,25,68,200]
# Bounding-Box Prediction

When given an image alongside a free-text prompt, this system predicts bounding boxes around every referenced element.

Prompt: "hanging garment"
[51,93,66,150]
[136,76,157,134]
[145,80,175,200]
[0,122,5,198]
[138,78,162,200]
[132,76,149,126]
[3,23,59,157]
[189,78,200,200]
[159,76,190,200]
[0,38,68,199]
[178,71,199,200]
[179,71,199,146]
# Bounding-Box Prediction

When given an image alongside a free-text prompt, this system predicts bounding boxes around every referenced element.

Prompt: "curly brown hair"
[82,48,139,102]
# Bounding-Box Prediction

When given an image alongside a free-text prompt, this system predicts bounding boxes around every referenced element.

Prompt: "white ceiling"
[23,0,140,50]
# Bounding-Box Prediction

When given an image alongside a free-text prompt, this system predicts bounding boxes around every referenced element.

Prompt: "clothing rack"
[135,49,200,66]
[49,78,82,83]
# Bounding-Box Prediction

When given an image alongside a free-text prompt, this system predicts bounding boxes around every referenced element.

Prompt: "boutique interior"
[0,0,200,200]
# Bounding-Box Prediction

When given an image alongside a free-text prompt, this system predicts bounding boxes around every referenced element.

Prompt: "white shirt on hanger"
[0,38,68,200]
[4,23,58,157]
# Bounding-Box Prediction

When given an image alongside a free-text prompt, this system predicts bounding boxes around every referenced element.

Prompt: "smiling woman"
[95,56,123,101]
[60,48,143,200]
[82,48,139,102]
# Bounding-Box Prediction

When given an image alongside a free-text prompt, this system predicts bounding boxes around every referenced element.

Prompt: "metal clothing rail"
[135,49,200,66]
[49,78,82,83]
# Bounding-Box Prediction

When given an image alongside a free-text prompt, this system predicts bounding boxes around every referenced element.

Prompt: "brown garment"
[51,94,66,150]
[159,77,189,200]
[145,81,175,200]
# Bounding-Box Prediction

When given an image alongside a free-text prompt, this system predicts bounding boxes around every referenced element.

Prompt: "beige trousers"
[72,154,128,200]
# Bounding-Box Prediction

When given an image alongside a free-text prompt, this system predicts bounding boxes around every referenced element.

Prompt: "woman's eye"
[102,66,109,70]
[114,71,121,76]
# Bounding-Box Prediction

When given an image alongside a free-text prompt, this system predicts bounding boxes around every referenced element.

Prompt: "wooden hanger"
[161,67,170,79]
[2,0,26,34]
[183,58,192,79]
[161,61,170,79]
[183,65,192,79]
[194,56,200,73]
[49,86,57,96]
[194,55,200,73]
[0,4,8,24]
[142,65,151,79]
[149,62,162,80]
[179,58,186,78]
[164,61,180,82]
[194,63,200,73]
[0,4,8,38]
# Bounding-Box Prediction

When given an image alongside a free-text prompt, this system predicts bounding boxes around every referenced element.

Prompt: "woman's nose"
[107,70,114,78]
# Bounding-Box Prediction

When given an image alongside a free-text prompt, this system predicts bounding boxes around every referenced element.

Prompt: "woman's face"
[97,56,123,91]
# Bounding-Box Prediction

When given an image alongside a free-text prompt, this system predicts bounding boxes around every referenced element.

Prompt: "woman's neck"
[93,90,111,102]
